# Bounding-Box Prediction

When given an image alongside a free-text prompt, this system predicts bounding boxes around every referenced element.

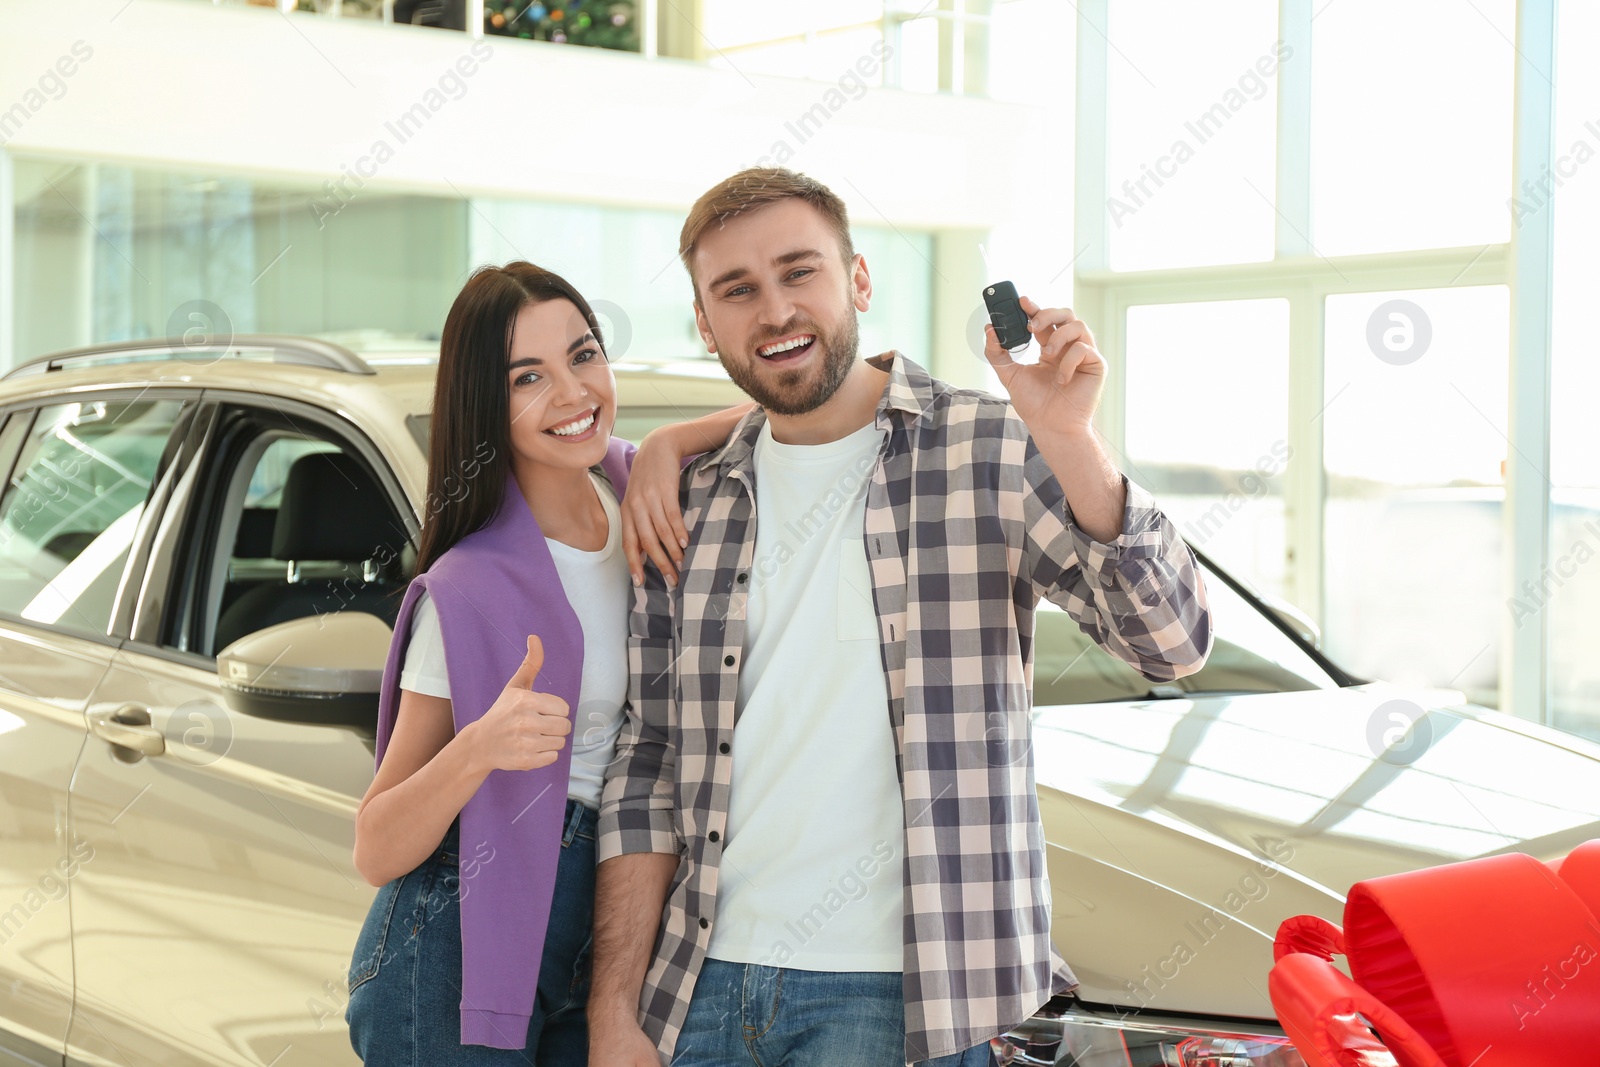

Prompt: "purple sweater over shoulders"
[373,436,635,1048]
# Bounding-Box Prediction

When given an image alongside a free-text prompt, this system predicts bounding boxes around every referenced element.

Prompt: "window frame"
[125,390,420,670]
[0,411,31,496]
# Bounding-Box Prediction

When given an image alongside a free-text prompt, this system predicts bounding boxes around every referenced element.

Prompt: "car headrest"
[272,451,405,563]
[234,508,277,558]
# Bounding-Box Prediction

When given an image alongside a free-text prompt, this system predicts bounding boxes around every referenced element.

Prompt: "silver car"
[0,335,1595,1067]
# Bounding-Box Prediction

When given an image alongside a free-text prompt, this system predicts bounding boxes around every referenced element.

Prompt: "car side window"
[212,434,345,635]
[0,399,186,637]
[188,414,414,658]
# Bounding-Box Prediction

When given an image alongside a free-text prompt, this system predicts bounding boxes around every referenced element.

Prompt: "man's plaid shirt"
[598,351,1213,1064]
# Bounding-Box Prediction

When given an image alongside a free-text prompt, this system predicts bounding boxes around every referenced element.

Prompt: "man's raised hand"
[982,294,1106,441]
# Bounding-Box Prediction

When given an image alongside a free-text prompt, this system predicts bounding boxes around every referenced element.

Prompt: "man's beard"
[715,307,860,417]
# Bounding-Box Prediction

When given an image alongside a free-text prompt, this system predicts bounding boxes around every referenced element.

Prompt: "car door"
[0,395,194,1067]
[68,396,414,1067]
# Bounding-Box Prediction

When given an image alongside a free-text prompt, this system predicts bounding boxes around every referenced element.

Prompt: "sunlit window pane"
[707,27,887,86]
[467,198,704,363]
[851,226,934,369]
[1104,0,1279,271]
[1310,0,1515,256]
[703,0,886,85]
[1547,0,1600,742]
[466,200,931,367]
[1125,299,1290,600]
[894,15,940,94]
[1322,286,1509,708]
[11,159,464,365]
[987,0,1074,106]
[702,0,880,49]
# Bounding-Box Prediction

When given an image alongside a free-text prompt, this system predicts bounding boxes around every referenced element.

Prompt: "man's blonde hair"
[679,167,855,306]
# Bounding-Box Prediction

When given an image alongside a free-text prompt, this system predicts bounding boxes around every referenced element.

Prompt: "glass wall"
[1549,0,1600,741]
[1103,0,1279,271]
[9,156,932,380]
[697,0,1049,99]
[1124,299,1290,601]
[1321,286,1510,711]
[1094,0,1542,726]
[702,1,885,83]
[90,1,1064,92]
[11,159,466,364]
[1309,0,1514,256]
[456,195,929,366]
[986,0,1074,106]
[465,198,699,363]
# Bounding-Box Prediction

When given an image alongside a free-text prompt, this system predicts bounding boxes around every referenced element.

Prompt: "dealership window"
[700,0,886,84]
[1081,0,1567,731]
[1103,0,1278,271]
[986,0,1072,105]
[1548,0,1600,741]
[1321,286,1510,710]
[462,198,933,368]
[697,0,1062,99]
[1309,0,1515,256]
[8,156,937,376]
[10,159,467,366]
[1124,298,1290,601]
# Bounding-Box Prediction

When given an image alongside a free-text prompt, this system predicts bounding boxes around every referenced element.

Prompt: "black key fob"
[983,281,1030,352]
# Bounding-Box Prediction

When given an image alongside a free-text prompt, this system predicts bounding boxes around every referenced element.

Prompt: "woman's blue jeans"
[345,798,598,1066]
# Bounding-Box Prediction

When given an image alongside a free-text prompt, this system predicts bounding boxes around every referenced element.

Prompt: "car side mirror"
[1261,594,1322,650]
[217,612,392,733]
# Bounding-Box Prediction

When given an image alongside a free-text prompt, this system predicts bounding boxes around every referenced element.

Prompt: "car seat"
[214,452,407,652]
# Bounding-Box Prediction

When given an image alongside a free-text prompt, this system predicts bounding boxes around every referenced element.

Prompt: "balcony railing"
[194,0,1011,96]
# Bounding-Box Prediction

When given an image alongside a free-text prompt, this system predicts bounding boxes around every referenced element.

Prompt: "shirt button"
[708,830,720,843]
[699,917,710,929]
[723,654,735,667]
[736,572,747,584]
[718,741,730,754]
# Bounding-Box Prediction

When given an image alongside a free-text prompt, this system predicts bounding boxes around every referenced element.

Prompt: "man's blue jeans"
[669,958,997,1067]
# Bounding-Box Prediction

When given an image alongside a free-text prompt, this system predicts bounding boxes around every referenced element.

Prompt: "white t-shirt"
[399,472,629,811]
[705,419,905,972]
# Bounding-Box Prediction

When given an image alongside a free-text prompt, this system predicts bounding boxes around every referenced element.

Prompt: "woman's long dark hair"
[415,261,606,576]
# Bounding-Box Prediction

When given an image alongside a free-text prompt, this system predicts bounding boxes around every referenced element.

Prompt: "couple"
[345,167,1214,1067]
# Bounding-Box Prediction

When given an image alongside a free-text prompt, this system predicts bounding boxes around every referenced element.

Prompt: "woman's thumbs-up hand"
[466,635,573,773]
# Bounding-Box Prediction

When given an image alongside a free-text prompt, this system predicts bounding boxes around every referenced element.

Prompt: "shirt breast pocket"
[837,539,878,642]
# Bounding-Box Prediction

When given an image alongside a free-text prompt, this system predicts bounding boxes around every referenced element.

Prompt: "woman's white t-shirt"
[399,472,630,810]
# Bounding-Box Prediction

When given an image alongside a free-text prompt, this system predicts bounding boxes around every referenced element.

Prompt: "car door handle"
[89,705,166,758]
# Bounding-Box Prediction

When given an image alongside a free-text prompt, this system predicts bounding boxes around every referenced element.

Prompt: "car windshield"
[1034,559,1340,705]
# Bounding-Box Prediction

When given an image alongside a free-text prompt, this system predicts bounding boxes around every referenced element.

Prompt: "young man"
[591,168,1213,1067]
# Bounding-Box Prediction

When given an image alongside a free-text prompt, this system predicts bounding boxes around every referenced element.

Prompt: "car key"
[983,281,1031,352]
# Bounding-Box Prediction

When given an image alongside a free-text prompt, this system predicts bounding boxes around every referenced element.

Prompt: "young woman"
[344,262,748,1065]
